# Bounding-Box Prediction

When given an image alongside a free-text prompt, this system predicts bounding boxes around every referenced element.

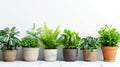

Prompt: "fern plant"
[98,25,120,47]
[38,23,60,49]
[78,36,101,52]
[59,29,81,49]
[28,23,60,49]
[0,27,21,51]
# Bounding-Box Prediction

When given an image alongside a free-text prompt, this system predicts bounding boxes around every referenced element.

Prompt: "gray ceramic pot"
[63,49,78,61]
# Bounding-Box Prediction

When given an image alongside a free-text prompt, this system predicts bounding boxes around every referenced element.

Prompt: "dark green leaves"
[78,36,100,52]
[98,25,120,47]
[0,27,20,51]
[59,29,81,49]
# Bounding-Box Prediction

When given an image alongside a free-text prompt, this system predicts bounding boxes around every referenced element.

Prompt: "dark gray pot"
[63,48,78,61]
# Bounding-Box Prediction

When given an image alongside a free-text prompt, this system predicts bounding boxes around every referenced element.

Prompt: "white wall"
[0,0,120,61]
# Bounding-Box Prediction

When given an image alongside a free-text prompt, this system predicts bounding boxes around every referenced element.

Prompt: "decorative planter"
[83,49,97,62]
[44,49,57,61]
[102,46,118,62]
[23,48,39,61]
[2,50,17,62]
[63,49,78,61]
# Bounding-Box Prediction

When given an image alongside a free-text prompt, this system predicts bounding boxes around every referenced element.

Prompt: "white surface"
[0,61,120,67]
[0,0,120,60]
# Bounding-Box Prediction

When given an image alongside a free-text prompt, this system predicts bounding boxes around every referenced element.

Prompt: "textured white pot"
[44,49,57,61]
[23,48,39,61]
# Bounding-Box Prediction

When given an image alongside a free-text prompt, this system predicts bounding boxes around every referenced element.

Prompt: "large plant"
[98,25,120,47]
[0,27,21,51]
[78,36,100,52]
[38,23,60,49]
[59,29,81,49]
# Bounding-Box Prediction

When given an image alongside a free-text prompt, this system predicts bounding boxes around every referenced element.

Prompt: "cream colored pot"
[23,48,39,61]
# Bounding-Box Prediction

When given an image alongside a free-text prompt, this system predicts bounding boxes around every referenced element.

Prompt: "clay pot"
[63,49,78,61]
[102,46,118,62]
[83,49,97,62]
[44,49,57,61]
[23,48,39,61]
[2,50,17,62]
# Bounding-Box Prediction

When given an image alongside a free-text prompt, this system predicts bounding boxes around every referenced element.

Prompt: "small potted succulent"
[20,24,40,61]
[31,23,60,61]
[59,29,81,61]
[98,25,120,62]
[0,27,21,61]
[78,36,101,62]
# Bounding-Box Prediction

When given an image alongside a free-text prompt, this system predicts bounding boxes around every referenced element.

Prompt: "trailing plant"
[38,23,60,49]
[21,36,39,48]
[59,29,81,49]
[98,25,120,47]
[78,36,101,52]
[0,27,21,51]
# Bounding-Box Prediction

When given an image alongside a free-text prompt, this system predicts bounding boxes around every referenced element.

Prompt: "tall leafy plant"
[38,23,60,49]
[78,36,100,52]
[59,29,81,49]
[98,25,120,47]
[0,27,21,51]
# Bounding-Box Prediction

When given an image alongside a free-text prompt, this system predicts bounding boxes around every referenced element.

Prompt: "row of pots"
[2,46,118,62]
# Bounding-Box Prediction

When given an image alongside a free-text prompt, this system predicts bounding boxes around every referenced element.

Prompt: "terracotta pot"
[63,49,78,61]
[83,49,97,62]
[2,50,17,62]
[102,46,118,62]
[23,48,39,61]
[44,49,57,61]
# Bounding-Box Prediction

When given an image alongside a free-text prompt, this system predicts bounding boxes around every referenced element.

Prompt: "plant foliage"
[21,36,39,48]
[0,27,21,51]
[98,25,120,47]
[38,23,60,49]
[59,29,81,49]
[78,36,100,52]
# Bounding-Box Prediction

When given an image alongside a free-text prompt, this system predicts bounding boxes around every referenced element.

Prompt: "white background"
[0,0,120,61]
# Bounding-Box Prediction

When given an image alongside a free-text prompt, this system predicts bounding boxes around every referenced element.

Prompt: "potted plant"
[98,25,120,62]
[59,29,81,61]
[36,23,60,61]
[0,27,21,62]
[78,36,101,62]
[20,24,40,61]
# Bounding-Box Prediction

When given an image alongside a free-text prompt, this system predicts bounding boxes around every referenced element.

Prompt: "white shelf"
[0,61,120,67]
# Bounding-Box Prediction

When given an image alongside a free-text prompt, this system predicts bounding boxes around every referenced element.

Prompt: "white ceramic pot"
[23,48,39,61]
[44,49,57,61]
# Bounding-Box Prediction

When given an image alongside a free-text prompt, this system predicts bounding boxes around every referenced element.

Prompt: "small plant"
[38,23,60,49]
[98,25,120,47]
[0,27,21,51]
[78,36,100,52]
[21,36,39,48]
[59,29,81,49]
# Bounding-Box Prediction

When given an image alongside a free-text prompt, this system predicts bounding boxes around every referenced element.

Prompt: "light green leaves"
[21,36,39,48]
[98,25,120,47]
[59,29,81,49]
